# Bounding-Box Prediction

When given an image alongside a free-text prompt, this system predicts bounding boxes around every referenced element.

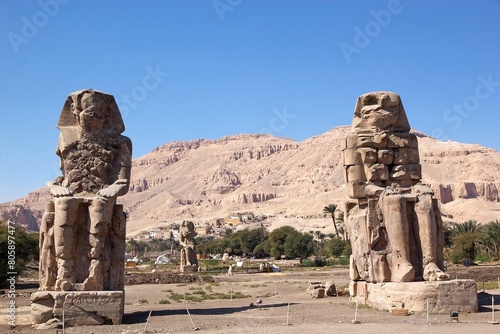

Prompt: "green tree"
[453,220,481,235]
[0,221,39,287]
[283,231,314,263]
[321,237,349,258]
[480,220,500,260]
[252,241,269,259]
[147,238,179,252]
[449,232,481,264]
[448,220,482,264]
[195,236,215,255]
[126,239,139,255]
[323,204,339,237]
[125,239,148,257]
[198,237,224,256]
[265,226,314,263]
[342,242,352,257]
[266,226,295,259]
[242,227,268,256]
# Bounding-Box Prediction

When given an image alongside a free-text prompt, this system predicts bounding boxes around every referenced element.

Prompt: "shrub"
[0,222,39,287]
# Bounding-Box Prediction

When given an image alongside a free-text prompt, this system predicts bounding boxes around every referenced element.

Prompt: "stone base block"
[31,290,124,328]
[180,265,198,273]
[349,279,477,314]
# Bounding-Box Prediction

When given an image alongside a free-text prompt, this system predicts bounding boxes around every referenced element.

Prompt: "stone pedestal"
[349,279,477,314]
[180,264,198,273]
[31,290,124,328]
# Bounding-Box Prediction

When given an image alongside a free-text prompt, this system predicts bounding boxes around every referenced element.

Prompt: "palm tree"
[481,220,500,260]
[323,204,339,237]
[126,239,139,257]
[452,220,480,235]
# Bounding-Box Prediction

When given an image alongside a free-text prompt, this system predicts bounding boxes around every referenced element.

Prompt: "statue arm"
[46,180,72,197]
[364,184,385,197]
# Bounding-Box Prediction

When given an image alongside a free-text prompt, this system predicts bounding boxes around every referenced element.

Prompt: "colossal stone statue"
[179,220,198,272]
[342,91,448,283]
[32,89,131,327]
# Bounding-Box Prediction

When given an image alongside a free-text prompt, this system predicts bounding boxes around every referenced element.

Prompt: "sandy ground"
[3,266,500,334]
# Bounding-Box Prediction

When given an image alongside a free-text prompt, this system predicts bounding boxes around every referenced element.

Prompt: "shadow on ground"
[477,292,500,312]
[123,302,299,324]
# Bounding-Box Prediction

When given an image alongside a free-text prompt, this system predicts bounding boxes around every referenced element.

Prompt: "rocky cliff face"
[2,127,499,234]
[416,134,500,206]
[435,182,500,204]
[0,203,42,231]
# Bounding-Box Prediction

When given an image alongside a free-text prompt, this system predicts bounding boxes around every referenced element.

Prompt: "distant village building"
[241,211,255,222]
[223,212,254,226]
[156,229,171,239]
[224,214,241,226]
[132,217,219,241]
[132,231,150,240]
[213,218,224,227]
[195,225,209,236]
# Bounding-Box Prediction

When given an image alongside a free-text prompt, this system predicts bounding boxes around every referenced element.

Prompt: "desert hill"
[2,126,499,235]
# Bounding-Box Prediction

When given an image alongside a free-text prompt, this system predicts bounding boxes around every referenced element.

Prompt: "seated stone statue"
[40,89,131,291]
[179,220,198,272]
[342,91,448,283]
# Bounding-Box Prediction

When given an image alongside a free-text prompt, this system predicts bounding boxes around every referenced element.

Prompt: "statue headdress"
[56,89,124,153]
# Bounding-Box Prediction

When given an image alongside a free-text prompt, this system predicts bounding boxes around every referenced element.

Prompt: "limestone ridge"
[0,204,41,231]
[1,127,499,233]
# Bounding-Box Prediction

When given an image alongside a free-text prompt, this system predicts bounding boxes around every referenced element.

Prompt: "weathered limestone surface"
[342,92,477,314]
[343,92,447,284]
[306,281,337,298]
[32,89,131,327]
[349,280,478,314]
[179,220,198,272]
[31,291,124,328]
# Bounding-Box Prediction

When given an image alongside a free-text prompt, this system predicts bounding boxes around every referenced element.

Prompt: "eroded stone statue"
[179,220,198,272]
[343,91,448,283]
[32,89,131,328]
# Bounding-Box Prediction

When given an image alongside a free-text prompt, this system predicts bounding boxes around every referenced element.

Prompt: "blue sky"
[1,0,499,203]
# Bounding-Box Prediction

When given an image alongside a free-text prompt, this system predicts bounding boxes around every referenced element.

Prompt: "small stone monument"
[32,89,132,328]
[178,220,198,272]
[342,91,477,313]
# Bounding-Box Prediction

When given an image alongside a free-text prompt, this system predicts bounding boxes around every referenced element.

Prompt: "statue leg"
[83,196,115,290]
[188,246,197,267]
[109,205,126,291]
[345,204,371,281]
[380,195,415,282]
[39,202,57,290]
[53,197,80,291]
[180,249,186,266]
[415,194,448,281]
[40,203,56,290]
